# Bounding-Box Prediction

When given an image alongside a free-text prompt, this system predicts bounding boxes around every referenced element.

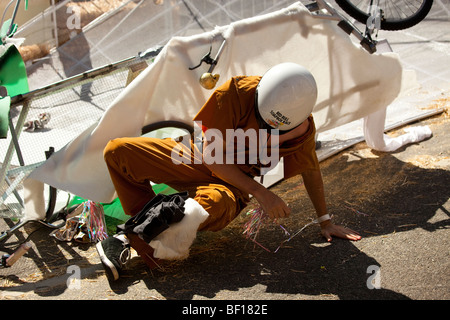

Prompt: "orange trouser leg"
[103,136,246,232]
[103,136,248,268]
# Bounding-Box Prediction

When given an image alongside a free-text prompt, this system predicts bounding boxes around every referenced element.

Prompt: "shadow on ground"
[1,116,449,300]
[106,143,449,300]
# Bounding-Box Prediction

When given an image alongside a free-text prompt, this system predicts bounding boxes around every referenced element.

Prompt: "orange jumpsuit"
[104,76,319,232]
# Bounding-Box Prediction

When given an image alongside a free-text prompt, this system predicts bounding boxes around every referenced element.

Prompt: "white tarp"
[28,2,416,204]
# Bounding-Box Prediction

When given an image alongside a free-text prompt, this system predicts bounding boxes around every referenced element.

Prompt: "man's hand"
[253,188,291,220]
[320,220,361,242]
[203,138,292,221]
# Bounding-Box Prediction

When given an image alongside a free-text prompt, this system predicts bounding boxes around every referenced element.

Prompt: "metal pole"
[7,0,21,36]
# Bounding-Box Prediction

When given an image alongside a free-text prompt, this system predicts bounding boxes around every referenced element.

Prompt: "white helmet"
[255,63,317,132]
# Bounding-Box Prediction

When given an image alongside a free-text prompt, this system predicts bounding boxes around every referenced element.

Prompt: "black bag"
[117,191,188,243]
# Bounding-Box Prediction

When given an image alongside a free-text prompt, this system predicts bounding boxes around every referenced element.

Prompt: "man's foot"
[96,235,130,281]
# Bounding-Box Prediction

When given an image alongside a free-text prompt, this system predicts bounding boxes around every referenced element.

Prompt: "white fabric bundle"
[364,108,432,152]
[149,198,209,260]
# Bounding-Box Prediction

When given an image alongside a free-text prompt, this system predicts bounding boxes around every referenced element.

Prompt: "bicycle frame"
[306,0,381,53]
[352,0,386,37]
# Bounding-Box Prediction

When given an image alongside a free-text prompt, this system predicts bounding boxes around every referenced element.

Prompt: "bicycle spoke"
[338,0,431,25]
[381,1,425,21]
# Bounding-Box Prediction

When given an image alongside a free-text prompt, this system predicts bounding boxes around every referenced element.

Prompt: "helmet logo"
[267,110,290,128]
[265,118,283,128]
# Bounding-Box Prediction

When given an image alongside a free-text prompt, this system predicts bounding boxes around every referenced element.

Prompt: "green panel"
[0,44,29,97]
[0,96,11,138]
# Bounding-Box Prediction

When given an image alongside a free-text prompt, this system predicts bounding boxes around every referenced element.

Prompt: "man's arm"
[203,140,290,220]
[203,138,360,241]
[301,169,361,241]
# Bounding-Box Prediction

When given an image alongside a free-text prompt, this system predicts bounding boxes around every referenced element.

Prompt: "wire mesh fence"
[0,52,156,219]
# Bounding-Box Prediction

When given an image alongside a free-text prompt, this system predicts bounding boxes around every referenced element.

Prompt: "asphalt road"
[2,111,448,302]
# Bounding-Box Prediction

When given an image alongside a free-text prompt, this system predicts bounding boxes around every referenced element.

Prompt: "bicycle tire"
[141,120,194,136]
[43,185,58,222]
[335,0,433,31]
[44,147,58,223]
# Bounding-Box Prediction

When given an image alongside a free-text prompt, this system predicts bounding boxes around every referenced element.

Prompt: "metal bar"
[4,176,23,207]
[309,0,375,52]
[207,39,227,73]
[10,48,162,107]
[8,116,24,166]
[0,218,28,242]
[0,170,26,207]
[0,100,30,189]
[7,0,21,36]
[51,0,58,47]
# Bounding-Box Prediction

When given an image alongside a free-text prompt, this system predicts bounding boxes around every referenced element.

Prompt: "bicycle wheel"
[141,120,195,196]
[141,120,194,136]
[43,147,58,223]
[335,0,433,30]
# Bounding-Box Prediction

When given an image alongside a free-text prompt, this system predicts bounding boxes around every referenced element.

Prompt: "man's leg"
[103,136,212,216]
[125,183,243,271]
[193,184,243,232]
[100,136,247,277]
[101,136,208,275]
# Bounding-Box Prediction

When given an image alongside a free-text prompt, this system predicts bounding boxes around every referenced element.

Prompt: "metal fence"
[0,47,160,219]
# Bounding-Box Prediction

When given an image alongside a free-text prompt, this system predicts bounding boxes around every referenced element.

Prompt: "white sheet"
[28,2,414,203]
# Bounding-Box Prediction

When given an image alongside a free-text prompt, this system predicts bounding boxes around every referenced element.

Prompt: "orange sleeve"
[193,79,240,135]
[283,120,320,179]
